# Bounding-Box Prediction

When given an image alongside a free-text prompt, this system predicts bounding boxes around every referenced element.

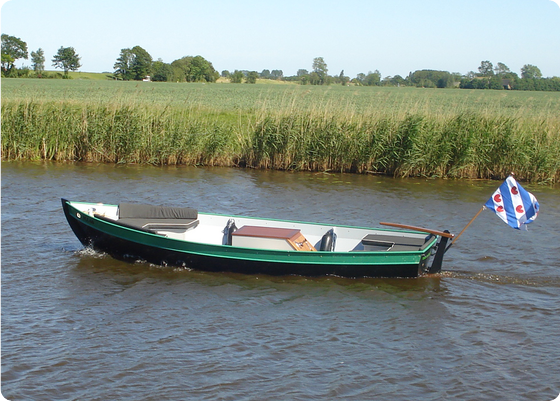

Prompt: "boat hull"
[62,199,435,278]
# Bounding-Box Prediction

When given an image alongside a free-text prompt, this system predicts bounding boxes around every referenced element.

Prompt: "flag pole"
[450,206,485,246]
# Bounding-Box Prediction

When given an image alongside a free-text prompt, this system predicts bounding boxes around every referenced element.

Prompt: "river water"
[2,162,559,400]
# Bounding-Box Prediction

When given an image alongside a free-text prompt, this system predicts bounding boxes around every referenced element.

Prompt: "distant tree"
[230,70,244,83]
[521,64,542,79]
[52,46,81,77]
[246,71,259,84]
[193,55,219,82]
[152,59,174,82]
[309,71,321,85]
[339,70,349,86]
[312,57,328,85]
[113,46,153,80]
[30,48,45,76]
[221,70,231,78]
[494,62,510,76]
[409,69,453,88]
[364,70,381,86]
[113,48,134,80]
[260,69,271,79]
[296,69,309,84]
[170,55,218,82]
[392,75,407,86]
[270,69,283,80]
[1,34,28,75]
[488,75,504,90]
[355,73,366,85]
[130,45,152,80]
[478,60,494,76]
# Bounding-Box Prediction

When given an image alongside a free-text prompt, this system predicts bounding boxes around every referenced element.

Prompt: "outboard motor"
[223,219,237,245]
[319,228,336,251]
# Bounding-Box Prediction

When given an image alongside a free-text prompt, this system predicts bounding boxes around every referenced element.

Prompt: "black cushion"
[118,203,198,220]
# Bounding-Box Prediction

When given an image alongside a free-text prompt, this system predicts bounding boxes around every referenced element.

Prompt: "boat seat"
[118,218,199,231]
[118,203,199,232]
[118,203,198,220]
[93,203,199,234]
[355,233,433,252]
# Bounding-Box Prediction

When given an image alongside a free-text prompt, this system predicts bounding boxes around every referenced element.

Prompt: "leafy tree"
[152,59,174,82]
[170,55,218,82]
[130,45,152,80]
[355,73,366,85]
[312,57,328,85]
[221,70,231,78]
[30,48,45,76]
[390,75,406,86]
[409,70,453,88]
[478,60,494,76]
[309,71,321,85]
[246,71,259,84]
[113,48,134,80]
[270,69,283,80]
[494,62,510,76]
[297,69,309,77]
[260,69,271,79]
[1,34,28,75]
[189,55,218,82]
[521,64,542,79]
[364,70,381,86]
[230,70,244,83]
[488,76,503,90]
[52,46,81,77]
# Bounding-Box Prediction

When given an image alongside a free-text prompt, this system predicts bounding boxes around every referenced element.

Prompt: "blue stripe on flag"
[519,183,535,220]
[498,179,518,229]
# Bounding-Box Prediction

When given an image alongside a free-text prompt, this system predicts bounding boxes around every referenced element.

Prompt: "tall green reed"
[2,99,559,182]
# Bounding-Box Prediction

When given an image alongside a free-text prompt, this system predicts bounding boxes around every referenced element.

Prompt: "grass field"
[2,78,560,182]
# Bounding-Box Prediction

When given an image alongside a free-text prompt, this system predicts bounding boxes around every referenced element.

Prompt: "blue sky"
[1,0,559,78]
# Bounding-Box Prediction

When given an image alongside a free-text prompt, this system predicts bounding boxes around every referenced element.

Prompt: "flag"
[484,176,539,230]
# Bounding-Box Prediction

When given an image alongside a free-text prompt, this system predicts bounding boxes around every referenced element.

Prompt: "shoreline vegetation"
[2,79,559,183]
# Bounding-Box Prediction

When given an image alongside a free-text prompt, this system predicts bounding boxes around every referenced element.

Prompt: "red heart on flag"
[511,186,519,195]
[494,194,502,202]
[497,206,504,212]
[516,205,524,213]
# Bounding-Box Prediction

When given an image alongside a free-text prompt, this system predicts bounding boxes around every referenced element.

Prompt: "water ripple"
[2,162,560,401]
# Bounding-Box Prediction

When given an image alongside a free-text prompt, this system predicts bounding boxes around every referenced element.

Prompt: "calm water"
[2,162,560,401]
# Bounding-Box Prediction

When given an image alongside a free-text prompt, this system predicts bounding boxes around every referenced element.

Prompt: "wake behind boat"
[61,199,453,278]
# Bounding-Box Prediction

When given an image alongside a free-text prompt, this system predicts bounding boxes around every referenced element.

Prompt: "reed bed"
[2,98,559,183]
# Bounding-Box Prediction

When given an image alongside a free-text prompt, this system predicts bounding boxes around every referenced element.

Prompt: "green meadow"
[2,78,559,182]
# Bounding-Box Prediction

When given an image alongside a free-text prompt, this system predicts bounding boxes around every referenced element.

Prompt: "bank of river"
[2,80,560,182]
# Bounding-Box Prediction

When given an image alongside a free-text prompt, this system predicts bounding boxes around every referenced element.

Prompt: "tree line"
[1,34,81,78]
[2,33,559,91]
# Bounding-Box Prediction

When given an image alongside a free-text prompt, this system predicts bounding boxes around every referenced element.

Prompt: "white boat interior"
[71,202,435,253]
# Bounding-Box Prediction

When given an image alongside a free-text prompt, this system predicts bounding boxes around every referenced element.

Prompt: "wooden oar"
[380,222,455,238]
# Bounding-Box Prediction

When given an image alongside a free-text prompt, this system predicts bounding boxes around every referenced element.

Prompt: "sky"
[1,0,559,78]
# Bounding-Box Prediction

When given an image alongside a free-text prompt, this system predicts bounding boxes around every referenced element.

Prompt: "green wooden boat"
[62,199,453,278]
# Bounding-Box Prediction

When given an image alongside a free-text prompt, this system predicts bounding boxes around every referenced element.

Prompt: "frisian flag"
[484,176,539,230]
